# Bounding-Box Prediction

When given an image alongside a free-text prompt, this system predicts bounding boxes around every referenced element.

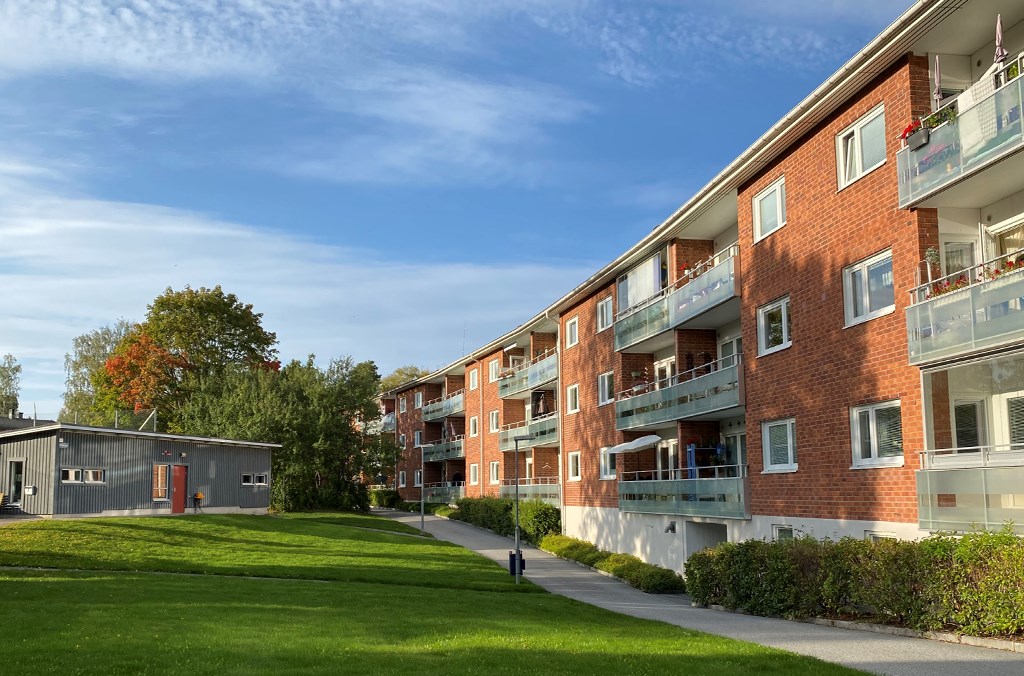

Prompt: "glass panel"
[764,305,783,349]
[867,256,894,313]
[998,224,1024,256]
[758,189,779,235]
[954,403,980,448]
[1009,397,1024,446]
[943,241,975,276]
[851,268,865,318]
[842,133,857,182]
[860,112,886,169]
[769,424,790,465]
[875,405,903,458]
[859,410,873,460]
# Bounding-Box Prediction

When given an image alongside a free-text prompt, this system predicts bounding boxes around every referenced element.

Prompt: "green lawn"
[0,513,865,675]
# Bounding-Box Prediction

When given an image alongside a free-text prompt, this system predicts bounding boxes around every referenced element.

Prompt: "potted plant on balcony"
[901,119,929,150]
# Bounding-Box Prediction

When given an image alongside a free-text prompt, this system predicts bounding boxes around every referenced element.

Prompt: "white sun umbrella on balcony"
[933,54,942,103]
[995,14,1009,64]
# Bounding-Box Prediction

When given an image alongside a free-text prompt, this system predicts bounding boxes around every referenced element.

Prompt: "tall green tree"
[0,353,22,417]
[60,320,132,425]
[380,365,430,392]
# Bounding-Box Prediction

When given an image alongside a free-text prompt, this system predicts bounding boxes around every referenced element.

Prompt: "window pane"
[859,410,873,460]
[764,305,784,348]
[843,133,857,181]
[954,403,980,448]
[1009,397,1024,446]
[867,257,894,313]
[875,406,903,457]
[860,112,886,169]
[851,268,865,318]
[768,424,790,465]
[758,189,779,235]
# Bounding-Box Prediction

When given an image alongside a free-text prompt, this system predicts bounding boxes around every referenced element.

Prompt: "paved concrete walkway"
[379,511,1024,676]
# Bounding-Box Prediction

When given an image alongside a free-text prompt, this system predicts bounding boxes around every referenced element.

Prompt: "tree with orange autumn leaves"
[103,329,187,414]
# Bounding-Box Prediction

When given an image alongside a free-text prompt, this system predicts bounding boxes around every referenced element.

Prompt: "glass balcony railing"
[498,413,559,451]
[380,412,396,433]
[615,247,738,352]
[897,69,1023,208]
[618,466,749,519]
[422,437,465,462]
[422,390,465,422]
[424,482,465,504]
[906,254,1024,365]
[916,445,1024,534]
[499,478,560,506]
[615,358,741,431]
[498,350,558,398]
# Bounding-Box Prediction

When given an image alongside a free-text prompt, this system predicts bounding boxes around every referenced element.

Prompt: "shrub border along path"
[376,511,1024,676]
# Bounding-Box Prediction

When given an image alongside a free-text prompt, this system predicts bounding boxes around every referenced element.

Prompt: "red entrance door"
[171,465,188,513]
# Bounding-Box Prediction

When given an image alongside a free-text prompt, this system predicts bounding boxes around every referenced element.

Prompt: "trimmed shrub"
[684,545,729,606]
[369,489,402,508]
[518,500,561,544]
[449,497,514,536]
[596,553,686,594]
[432,504,456,518]
[851,537,930,627]
[539,534,611,567]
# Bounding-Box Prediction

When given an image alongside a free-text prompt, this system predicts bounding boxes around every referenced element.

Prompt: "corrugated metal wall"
[0,430,57,515]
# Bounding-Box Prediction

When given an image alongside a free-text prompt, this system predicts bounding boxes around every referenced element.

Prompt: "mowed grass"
[0,513,866,675]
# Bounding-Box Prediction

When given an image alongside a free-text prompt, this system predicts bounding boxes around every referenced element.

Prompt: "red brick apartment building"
[383,0,1024,572]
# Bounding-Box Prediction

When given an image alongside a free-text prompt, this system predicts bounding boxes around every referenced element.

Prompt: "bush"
[432,504,456,518]
[369,489,402,508]
[850,538,930,627]
[596,553,686,594]
[539,534,611,567]
[449,497,514,536]
[518,500,561,544]
[684,545,729,606]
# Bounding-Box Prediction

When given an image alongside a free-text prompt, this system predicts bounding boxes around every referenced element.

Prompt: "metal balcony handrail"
[499,411,558,433]
[426,434,466,445]
[423,388,466,408]
[616,354,740,400]
[499,477,559,486]
[908,248,1024,305]
[619,464,748,481]
[424,481,466,488]
[918,443,1024,469]
[615,243,739,321]
[498,347,557,380]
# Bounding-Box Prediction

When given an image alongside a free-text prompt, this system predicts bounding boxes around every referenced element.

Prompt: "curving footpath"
[378,510,1024,676]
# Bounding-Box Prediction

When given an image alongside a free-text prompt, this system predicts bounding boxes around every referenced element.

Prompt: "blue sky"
[0,0,911,419]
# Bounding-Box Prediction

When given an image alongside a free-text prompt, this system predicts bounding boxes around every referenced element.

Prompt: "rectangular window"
[753,177,786,242]
[774,525,795,541]
[851,400,903,468]
[83,469,105,483]
[488,359,500,383]
[837,104,886,189]
[489,410,499,432]
[399,397,407,414]
[399,433,407,448]
[489,461,500,484]
[599,447,617,479]
[414,430,422,447]
[242,473,254,485]
[844,250,894,326]
[253,474,268,485]
[60,468,82,483]
[565,316,579,348]
[762,418,797,472]
[398,471,406,488]
[469,416,479,437]
[469,463,479,485]
[469,369,478,390]
[597,372,614,406]
[757,297,792,355]
[414,392,423,409]
[566,384,580,414]
[152,464,169,500]
[597,296,613,332]
[954,400,985,448]
[568,451,582,481]
[414,469,422,487]
[617,250,665,313]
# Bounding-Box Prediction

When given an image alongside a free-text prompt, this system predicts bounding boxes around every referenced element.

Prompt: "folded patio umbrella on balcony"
[995,14,1009,64]
[607,434,664,454]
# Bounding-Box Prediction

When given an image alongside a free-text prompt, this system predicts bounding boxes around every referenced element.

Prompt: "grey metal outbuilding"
[0,424,278,517]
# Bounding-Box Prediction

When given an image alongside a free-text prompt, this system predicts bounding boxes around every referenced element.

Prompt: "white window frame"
[836,104,886,190]
[566,384,580,414]
[489,461,500,485]
[60,468,82,483]
[762,418,797,473]
[596,297,613,332]
[850,399,904,469]
[242,473,255,485]
[398,471,407,488]
[752,176,786,243]
[469,416,479,437]
[843,249,895,327]
[414,469,422,487]
[469,463,479,486]
[565,316,579,348]
[599,447,617,480]
[399,397,407,414]
[773,525,795,541]
[253,473,268,486]
[488,359,500,383]
[757,296,791,356]
[83,469,105,483]
[469,368,479,390]
[399,433,407,449]
[414,391,423,409]
[597,371,614,406]
[489,410,500,433]
[414,430,423,447]
[568,451,582,481]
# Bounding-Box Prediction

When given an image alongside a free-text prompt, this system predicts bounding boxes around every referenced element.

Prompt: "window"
[617,250,665,313]
[837,104,886,188]
[954,400,986,448]
[753,177,786,242]
[597,296,613,332]
[568,451,582,481]
[399,433,407,448]
[414,469,422,487]
[774,525,795,541]
[566,384,580,414]
[83,469,105,483]
[489,461,500,484]
[253,474,268,485]
[757,296,791,355]
[470,463,479,485]
[489,410,499,432]
[469,369,479,390]
[152,464,169,500]
[565,316,579,348]
[60,468,82,483]
[843,250,894,326]
[762,418,797,472]
[414,392,423,409]
[866,531,896,542]
[597,372,614,406]
[488,359,500,383]
[414,430,422,447]
[851,400,903,468]
[398,471,407,488]
[600,447,617,479]
[399,397,407,414]
[469,416,479,437]
[242,473,254,485]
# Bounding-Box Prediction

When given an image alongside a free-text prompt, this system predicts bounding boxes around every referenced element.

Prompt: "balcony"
[380,412,396,433]
[618,465,749,519]
[616,357,742,431]
[498,349,558,399]
[499,413,559,451]
[916,445,1024,535]
[422,390,465,422]
[422,437,465,462]
[424,482,465,504]
[499,478,560,506]
[615,246,739,352]
[906,252,1024,365]
[897,58,1024,208]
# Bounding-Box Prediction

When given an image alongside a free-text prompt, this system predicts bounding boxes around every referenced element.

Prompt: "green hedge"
[369,489,402,508]
[684,527,1024,637]
[447,497,561,544]
[539,535,685,594]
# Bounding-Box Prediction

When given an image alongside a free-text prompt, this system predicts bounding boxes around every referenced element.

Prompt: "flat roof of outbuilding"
[0,423,281,449]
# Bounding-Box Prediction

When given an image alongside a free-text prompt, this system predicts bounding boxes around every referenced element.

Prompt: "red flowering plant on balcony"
[900,119,922,141]
[925,274,971,300]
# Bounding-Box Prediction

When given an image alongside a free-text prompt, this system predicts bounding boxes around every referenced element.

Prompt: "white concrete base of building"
[46,506,269,519]
[563,506,930,573]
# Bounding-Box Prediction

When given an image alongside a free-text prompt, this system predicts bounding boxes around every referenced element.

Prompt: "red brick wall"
[929,371,952,449]
[738,55,937,524]
[479,348,506,494]
[671,239,716,284]
[676,329,718,378]
[531,332,557,357]
[462,360,484,497]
